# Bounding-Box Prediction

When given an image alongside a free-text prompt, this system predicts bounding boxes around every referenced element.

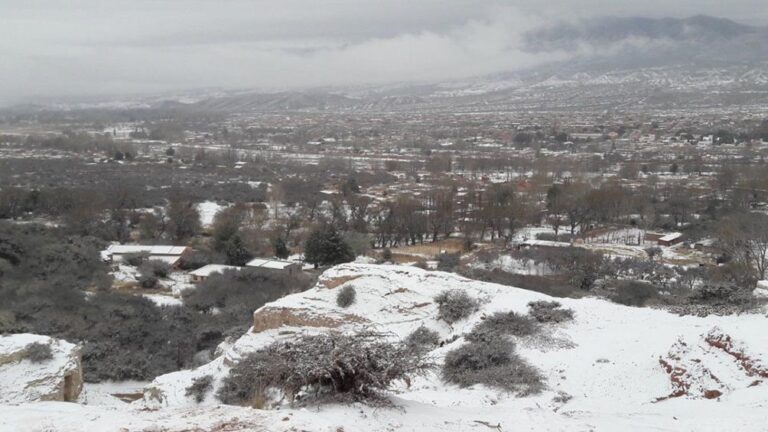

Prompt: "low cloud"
[0,0,764,104]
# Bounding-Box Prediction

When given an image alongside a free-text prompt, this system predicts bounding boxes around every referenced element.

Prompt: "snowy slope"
[0,334,82,404]
[3,264,768,431]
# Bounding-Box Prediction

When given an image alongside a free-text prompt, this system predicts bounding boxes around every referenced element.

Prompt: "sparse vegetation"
[434,289,478,324]
[436,252,460,271]
[442,339,543,395]
[404,325,441,352]
[465,311,538,343]
[527,301,575,323]
[123,252,150,267]
[24,342,53,363]
[217,331,431,406]
[611,280,659,307]
[336,285,357,308]
[186,375,214,403]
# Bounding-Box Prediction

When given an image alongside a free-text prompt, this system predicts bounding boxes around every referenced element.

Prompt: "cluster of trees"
[0,222,314,382]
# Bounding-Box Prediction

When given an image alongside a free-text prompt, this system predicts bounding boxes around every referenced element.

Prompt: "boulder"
[0,334,83,404]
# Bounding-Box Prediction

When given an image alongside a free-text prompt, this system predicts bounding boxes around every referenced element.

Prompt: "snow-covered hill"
[3,263,768,431]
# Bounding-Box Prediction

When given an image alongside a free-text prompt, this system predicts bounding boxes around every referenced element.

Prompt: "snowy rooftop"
[659,232,683,242]
[105,245,188,256]
[245,258,298,270]
[189,264,242,277]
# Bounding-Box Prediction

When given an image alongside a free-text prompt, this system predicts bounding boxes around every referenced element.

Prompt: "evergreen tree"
[272,237,290,259]
[224,234,252,266]
[304,225,355,268]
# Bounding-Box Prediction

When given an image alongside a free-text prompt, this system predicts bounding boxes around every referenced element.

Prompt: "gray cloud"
[0,0,765,105]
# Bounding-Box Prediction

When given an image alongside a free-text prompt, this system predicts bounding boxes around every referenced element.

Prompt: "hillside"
[4,263,767,431]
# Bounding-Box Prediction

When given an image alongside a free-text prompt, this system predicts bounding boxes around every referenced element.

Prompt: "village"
[2,80,768,432]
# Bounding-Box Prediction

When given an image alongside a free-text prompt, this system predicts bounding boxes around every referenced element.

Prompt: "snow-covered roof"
[189,264,242,277]
[245,258,298,270]
[659,232,683,242]
[105,245,188,256]
[516,239,571,248]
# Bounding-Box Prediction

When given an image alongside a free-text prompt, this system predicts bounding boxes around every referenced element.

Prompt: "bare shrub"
[217,331,431,406]
[336,285,357,308]
[138,273,158,289]
[123,252,150,267]
[465,311,538,343]
[25,342,53,363]
[527,301,575,323]
[382,248,393,262]
[404,325,440,352]
[612,280,659,307]
[434,289,478,324]
[436,252,461,271]
[671,282,764,316]
[442,340,543,394]
[140,259,172,278]
[137,259,172,289]
[185,375,214,403]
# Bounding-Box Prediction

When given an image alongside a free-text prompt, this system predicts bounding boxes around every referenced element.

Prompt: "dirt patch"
[705,331,768,379]
[391,238,465,257]
[320,275,362,289]
[252,307,367,333]
[384,287,410,296]
[656,358,689,401]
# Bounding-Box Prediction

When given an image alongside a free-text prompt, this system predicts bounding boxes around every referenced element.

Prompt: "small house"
[657,232,683,247]
[102,245,191,267]
[245,258,302,275]
[189,264,242,283]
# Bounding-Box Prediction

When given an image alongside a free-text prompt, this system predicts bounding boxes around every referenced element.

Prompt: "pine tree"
[224,234,252,266]
[272,237,290,259]
[304,225,355,268]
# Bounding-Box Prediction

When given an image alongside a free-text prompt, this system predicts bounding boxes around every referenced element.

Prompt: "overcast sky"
[1,0,766,105]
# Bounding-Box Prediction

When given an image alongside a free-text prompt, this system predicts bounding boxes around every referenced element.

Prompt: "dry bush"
[404,325,440,352]
[336,285,357,308]
[140,259,172,278]
[185,375,214,403]
[465,311,538,343]
[442,339,543,395]
[527,301,575,323]
[434,289,478,324]
[138,259,172,288]
[25,342,53,363]
[612,280,659,307]
[217,331,431,406]
[123,252,150,267]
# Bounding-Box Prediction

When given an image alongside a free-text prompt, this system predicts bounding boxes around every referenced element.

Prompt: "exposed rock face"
[0,334,83,404]
[251,306,365,333]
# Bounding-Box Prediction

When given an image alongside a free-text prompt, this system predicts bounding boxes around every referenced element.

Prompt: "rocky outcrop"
[0,334,83,404]
[252,306,366,333]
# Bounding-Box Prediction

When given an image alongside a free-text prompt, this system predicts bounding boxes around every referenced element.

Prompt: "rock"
[752,281,768,299]
[251,306,365,333]
[0,334,83,404]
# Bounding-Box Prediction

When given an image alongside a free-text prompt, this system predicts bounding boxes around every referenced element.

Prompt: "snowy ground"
[4,264,768,431]
[196,201,228,227]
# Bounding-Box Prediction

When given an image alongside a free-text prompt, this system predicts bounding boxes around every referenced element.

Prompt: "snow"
[245,258,297,270]
[659,232,683,243]
[189,264,242,277]
[142,294,183,307]
[472,254,552,276]
[0,334,81,405]
[3,264,768,431]
[196,201,227,227]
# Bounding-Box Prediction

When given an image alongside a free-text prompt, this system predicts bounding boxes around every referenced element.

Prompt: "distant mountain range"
[520,15,768,71]
[9,15,768,113]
